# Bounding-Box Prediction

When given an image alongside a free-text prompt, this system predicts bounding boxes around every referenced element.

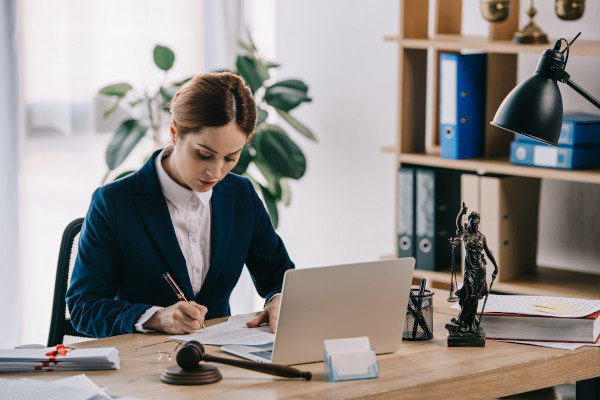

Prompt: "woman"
[66,72,294,338]
[452,202,498,333]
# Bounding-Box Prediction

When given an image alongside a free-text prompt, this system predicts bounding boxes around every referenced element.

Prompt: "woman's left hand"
[246,294,281,333]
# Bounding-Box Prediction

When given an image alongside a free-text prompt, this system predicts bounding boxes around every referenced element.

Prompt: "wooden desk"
[6,292,600,399]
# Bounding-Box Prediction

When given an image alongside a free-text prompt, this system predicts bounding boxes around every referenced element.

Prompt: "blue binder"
[397,167,415,258]
[439,53,487,159]
[516,112,600,147]
[510,140,600,169]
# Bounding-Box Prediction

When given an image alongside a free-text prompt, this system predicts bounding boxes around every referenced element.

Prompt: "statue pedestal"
[445,323,486,347]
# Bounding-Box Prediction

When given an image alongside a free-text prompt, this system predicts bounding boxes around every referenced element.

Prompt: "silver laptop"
[221,258,415,365]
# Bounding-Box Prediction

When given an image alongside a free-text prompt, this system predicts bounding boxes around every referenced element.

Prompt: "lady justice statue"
[445,202,498,347]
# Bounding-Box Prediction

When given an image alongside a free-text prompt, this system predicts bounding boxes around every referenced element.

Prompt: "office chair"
[47,218,95,347]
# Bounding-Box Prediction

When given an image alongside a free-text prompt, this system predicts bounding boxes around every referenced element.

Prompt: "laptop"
[221,258,415,365]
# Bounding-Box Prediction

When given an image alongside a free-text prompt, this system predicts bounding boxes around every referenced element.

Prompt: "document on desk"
[0,347,120,372]
[451,294,600,317]
[497,339,600,350]
[169,314,275,345]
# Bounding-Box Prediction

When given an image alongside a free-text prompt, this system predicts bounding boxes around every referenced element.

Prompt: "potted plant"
[99,37,315,227]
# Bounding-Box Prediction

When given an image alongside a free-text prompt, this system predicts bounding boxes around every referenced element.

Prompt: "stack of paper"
[0,347,120,372]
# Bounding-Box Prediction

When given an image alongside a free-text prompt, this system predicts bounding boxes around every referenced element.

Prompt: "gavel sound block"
[160,341,312,385]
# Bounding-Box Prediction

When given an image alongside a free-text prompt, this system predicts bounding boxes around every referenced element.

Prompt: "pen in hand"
[163,272,206,332]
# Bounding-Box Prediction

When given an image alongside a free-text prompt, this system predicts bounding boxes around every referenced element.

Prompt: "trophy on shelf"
[480,0,512,23]
[445,202,499,347]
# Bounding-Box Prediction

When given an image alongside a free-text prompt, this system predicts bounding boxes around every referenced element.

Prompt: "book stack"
[0,346,120,372]
[510,112,600,170]
[453,295,600,343]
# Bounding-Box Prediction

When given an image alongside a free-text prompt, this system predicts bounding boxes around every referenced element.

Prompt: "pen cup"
[403,288,434,341]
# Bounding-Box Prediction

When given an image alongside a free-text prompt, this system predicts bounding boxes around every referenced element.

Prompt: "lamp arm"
[551,65,600,109]
[564,79,600,109]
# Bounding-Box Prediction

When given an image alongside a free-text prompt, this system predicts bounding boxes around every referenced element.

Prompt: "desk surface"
[6,292,600,400]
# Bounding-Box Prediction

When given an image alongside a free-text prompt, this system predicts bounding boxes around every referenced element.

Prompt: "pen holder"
[403,288,434,341]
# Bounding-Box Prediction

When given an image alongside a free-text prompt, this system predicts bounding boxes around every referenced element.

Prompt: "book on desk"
[482,309,600,344]
[453,294,600,343]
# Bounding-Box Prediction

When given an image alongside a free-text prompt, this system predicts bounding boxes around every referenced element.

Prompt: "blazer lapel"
[133,150,194,300]
[199,178,235,297]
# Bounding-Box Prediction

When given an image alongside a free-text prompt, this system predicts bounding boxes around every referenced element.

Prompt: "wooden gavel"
[176,341,312,381]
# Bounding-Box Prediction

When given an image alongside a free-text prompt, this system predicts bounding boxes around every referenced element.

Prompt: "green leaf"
[173,77,192,86]
[153,44,175,71]
[113,170,135,181]
[259,184,279,228]
[236,55,268,93]
[231,145,252,175]
[105,119,149,170]
[257,107,269,125]
[103,99,122,119]
[99,82,133,97]
[128,99,144,108]
[280,178,291,206]
[254,159,282,201]
[160,85,180,110]
[264,85,312,112]
[265,61,281,69]
[275,109,317,142]
[268,79,308,94]
[254,124,306,179]
[236,39,256,56]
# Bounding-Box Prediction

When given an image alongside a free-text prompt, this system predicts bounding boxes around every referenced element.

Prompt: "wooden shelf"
[381,253,600,299]
[398,152,600,184]
[384,34,600,57]
[412,267,600,300]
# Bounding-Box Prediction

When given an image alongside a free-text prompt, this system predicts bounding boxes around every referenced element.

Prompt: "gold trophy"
[513,0,549,44]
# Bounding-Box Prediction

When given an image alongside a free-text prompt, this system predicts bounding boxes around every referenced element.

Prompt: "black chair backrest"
[47,218,94,347]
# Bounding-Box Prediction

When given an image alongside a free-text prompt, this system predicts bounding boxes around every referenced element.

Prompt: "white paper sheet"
[495,339,600,350]
[169,314,275,345]
[450,295,600,318]
[0,375,109,400]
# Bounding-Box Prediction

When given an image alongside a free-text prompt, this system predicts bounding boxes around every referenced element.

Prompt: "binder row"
[397,167,541,280]
[396,167,460,271]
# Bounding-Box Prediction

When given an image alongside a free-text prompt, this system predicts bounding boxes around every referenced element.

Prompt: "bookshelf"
[389,0,600,299]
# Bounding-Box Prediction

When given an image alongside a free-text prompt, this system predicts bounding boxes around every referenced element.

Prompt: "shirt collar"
[155,146,213,211]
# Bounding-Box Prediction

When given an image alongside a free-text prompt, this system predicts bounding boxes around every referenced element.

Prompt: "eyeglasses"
[135,340,184,363]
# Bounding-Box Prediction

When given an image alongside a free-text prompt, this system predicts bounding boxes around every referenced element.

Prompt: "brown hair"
[169,72,257,140]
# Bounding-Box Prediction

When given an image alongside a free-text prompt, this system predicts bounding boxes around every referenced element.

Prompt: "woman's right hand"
[142,301,208,334]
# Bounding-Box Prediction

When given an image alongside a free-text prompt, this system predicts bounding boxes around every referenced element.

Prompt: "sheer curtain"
[19,0,204,345]
[0,0,22,348]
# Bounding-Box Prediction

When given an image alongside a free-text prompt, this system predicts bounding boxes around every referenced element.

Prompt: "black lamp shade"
[491,74,563,146]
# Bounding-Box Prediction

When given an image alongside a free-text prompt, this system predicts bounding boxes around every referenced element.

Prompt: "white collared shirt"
[155,146,212,295]
[135,147,212,332]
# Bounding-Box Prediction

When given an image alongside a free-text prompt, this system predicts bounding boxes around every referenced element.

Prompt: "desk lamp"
[491,33,600,146]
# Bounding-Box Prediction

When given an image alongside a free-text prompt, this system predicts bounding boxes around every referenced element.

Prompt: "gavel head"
[176,341,206,371]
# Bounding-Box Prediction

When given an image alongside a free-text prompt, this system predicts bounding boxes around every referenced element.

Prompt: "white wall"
[273,0,399,269]
[465,0,600,273]
[273,0,600,275]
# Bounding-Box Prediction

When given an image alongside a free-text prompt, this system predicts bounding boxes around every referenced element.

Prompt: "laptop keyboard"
[250,350,273,360]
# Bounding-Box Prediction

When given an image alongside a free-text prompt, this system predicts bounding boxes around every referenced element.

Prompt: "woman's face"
[169,123,247,192]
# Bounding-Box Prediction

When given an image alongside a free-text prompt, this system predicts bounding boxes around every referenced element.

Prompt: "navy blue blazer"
[66,149,294,338]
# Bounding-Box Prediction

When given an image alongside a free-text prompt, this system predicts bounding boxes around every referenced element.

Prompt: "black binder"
[396,167,415,258]
[415,168,460,270]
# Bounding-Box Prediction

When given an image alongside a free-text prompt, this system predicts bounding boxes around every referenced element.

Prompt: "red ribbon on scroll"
[45,344,75,361]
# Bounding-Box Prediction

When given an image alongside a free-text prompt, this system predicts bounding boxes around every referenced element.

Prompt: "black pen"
[412,278,428,338]
[163,272,206,332]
